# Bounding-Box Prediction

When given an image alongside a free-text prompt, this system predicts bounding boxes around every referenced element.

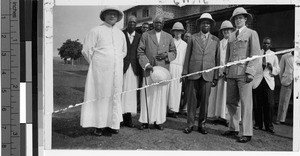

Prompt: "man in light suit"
[222,7,261,143]
[121,15,142,128]
[137,15,176,130]
[252,37,280,134]
[182,13,220,135]
[275,50,294,124]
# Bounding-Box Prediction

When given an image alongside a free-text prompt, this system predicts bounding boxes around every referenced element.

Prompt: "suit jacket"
[252,49,280,90]
[182,32,220,82]
[123,29,142,75]
[137,29,176,71]
[225,27,261,78]
[279,52,294,86]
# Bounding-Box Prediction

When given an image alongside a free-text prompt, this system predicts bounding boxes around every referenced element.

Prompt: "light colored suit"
[277,52,294,122]
[225,27,261,136]
[182,32,220,128]
[137,29,176,124]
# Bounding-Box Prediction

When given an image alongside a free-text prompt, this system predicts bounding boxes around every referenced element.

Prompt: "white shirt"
[238,25,246,34]
[127,31,135,44]
[156,31,161,43]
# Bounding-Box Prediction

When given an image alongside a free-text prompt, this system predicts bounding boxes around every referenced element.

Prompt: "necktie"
[262,53,266,69]
[235,30,239,38]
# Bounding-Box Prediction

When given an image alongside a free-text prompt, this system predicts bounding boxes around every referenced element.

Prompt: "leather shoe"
[93,128,103,136]
[106,128,119,134]
[125,123,135,128]
[138,123,149,130]
[198,127,208,134]
[167,112,178,118]
[265,128,275,134]
[183,127,193,134]
[154,123,164,130]
[222,131,239,137]
[237,136,251,143]
[253,125,263,130]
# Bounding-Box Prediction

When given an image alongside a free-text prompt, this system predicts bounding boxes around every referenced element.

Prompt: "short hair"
[142,22,149,26]
[263,37,272,43]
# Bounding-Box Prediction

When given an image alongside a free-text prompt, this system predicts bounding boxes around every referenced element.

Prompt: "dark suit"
[123,29,142,75]
[182,32,220,128]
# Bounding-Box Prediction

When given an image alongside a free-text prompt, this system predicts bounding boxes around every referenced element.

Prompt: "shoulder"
[246,27,258,35]
[211,35,220,42]
[162,31,173,38]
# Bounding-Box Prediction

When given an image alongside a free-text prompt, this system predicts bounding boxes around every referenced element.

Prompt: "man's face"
[200,20,211,34]
[141,24,149,33]
[262,38,272,51]
[154,17,164,32]
[234,15,247,29]
[222,29,233,39]
[104,10,118,25]
[183,33,191,42]
[127,17,137,32]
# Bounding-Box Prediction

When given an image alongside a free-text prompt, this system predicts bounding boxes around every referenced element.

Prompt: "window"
[142,9,149,17]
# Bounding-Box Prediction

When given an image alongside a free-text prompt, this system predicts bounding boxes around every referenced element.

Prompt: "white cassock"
[80,22,127,129]
[208,38,231,120]
[168,38,187,112]
[121,32,138,114]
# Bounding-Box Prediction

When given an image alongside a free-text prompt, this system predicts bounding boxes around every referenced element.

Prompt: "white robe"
[139,77,169,124]
[80,23,127,129]
[168,38,187,112]
[208,38,229,120]
[121,64,138,114]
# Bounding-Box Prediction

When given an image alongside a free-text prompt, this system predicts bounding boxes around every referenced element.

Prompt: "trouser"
[253,78,274,130]
[226,77,253,136]
[186,77,211,128]
[277,82,293,122]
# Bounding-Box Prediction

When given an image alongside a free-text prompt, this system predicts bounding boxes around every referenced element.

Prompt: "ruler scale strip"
[1,0,21,156]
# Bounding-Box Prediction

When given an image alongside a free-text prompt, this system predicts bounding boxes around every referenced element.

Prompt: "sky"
[53,6,132,57]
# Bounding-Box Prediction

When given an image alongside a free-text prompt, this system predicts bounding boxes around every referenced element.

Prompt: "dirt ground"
[52,58,293,151]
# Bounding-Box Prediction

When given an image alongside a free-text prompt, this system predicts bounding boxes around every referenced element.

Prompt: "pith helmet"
[196,13,216,26]
[170,22,186,34]
[99,6,123,22]
[219,20,235,31]
[230,7,253,23]
[150,66,172,86]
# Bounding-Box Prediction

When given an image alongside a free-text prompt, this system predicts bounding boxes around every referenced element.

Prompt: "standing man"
[141,22,150,33]
[182,13,220,135]
[81,6,127,136]
[275,50,294,124]
[121,15,142,128]
[167,22,187,118]
[137,15,177,130]
[222,7,261,143]
[252,37,280,134]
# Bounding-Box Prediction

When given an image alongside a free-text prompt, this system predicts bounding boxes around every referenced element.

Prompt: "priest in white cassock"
[167,22,187,118]
[121,15,142,128]
[80,6,127,136]
[137,15,176,130]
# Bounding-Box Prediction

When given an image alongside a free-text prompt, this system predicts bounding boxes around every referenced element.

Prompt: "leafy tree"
[58,39,83,65]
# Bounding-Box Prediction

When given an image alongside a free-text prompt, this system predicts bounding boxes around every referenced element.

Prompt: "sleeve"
[165,36,177,63]
[279,55,286,80]
[182,36,193,75]
[137,33,150,69]
[82,29,97,64]
[214,40,220,80]
[245,30,261,76]
[271,54,280,76]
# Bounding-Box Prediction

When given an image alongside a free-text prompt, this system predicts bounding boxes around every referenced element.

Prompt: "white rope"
[52,48,297,114]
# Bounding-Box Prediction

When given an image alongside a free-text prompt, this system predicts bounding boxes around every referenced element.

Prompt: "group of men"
[80,6,294,143]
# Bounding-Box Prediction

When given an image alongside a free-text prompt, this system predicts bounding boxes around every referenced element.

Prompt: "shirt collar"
[200,31,209,38]
[127,31,135,37]
[238,25,246,33]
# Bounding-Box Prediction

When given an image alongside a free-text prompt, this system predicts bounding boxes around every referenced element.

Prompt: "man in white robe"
[80,6,127,136]
[167,22,187,118]
[137,15,176,130]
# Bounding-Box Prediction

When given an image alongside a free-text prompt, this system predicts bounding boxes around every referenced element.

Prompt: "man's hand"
[212,79,218,87]
[155,52,168,61]
[145,64,153,72]
[266,62,273,71]
[180,74,186,83]
[245,74,254,83]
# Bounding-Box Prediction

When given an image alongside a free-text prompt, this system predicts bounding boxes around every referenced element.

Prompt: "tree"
[58,39,83,65]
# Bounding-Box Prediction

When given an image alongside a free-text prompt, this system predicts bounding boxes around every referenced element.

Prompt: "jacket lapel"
[159,31,165,48]
[204,33,213,53]
[149,30,159,46]
[194,33,205,52]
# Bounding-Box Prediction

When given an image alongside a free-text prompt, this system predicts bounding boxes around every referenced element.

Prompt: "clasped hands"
[155,52,168,61]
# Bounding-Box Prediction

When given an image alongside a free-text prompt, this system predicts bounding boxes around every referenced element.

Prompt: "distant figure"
[222,7,261,143]
[137,15,176,130]
[121,15,142,128]
[167,22,187,118]
[207,20,235,126]
[252,37,280,134]
[80,6,127,136]
[141,22,150,33]
[183,32,191,43]
[182,13,220,135]
[275,51,294,124]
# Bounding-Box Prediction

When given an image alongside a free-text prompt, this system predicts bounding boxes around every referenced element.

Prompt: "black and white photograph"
[42,0,300,154]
